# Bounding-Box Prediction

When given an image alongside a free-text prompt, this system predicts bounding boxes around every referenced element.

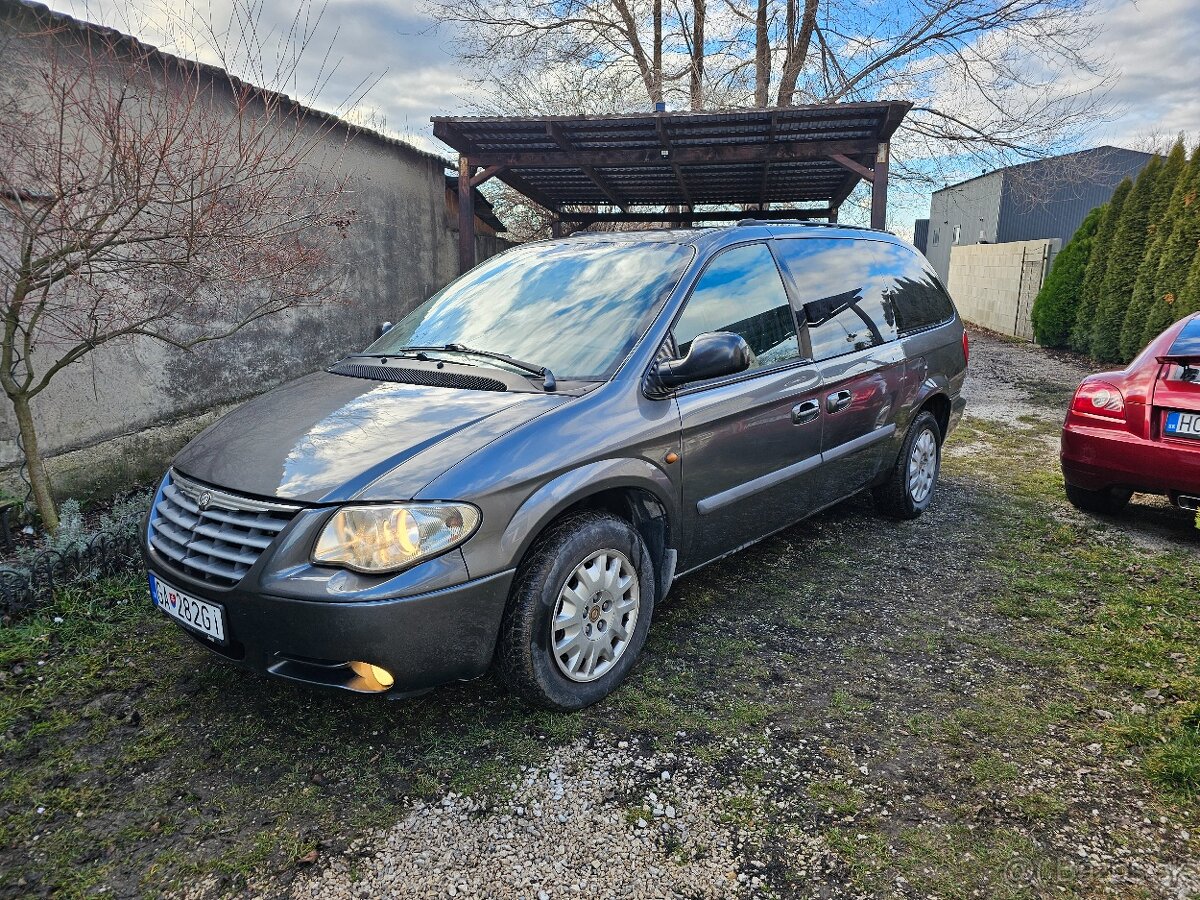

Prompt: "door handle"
[791,399,820,424]
[826,390,853,413]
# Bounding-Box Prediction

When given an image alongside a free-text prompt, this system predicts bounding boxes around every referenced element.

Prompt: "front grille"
[328,362,507,392]
[148,470,300,586]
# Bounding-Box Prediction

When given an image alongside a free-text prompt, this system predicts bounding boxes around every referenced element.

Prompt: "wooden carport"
[432,101,910,274]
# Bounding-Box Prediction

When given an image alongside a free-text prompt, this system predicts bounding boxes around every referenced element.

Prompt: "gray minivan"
[142,221,967,709]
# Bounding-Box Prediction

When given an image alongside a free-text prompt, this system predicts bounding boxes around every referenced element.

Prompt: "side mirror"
[646,331,752,397]
[376,321,394,339]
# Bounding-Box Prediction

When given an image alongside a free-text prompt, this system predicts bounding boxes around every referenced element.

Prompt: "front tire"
[873,411,942,520]
[496,511,656,711]
[1064,482,1132,515]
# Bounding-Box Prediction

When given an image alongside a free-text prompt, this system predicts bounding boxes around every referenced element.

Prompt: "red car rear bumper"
[1061,423,1200,496]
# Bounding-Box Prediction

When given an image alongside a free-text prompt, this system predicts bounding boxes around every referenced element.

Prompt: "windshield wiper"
[387,344,557,391]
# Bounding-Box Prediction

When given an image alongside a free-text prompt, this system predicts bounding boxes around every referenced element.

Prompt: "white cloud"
[1086,0,1200,146]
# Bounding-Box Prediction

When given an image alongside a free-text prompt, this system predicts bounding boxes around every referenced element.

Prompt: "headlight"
[312,503,480,574]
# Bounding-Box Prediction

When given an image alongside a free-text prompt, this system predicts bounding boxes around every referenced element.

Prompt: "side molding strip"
[821,423,897,464]
[696,452,823,516]
[696,423,898,516]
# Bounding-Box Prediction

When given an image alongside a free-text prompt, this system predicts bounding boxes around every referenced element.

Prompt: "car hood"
[172,371,569,503]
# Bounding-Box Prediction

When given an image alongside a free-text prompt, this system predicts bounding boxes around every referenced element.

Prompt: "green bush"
[1031,206,1102,347]
[1120,141,1195,358]
[1070,178,1131,354]
[1091,155,1166,361]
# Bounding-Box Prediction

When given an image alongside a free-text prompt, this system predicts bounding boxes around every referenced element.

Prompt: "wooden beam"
[829,153,875,183]
[828,172,861,212]
[546,123,628,210]
[870,141,890,230]
[493,169,561,213]
[469,164,506,187]
[672,164,693,209]
[655,119,693,210]
[561,207,832,224]
[468,138,879,169]
[457,155,475,274]
[757,113,778,210]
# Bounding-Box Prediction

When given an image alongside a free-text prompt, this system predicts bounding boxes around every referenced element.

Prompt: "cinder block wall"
[947,239,1060,340]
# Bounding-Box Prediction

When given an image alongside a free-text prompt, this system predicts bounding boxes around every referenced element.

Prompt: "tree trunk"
[691,0,706,110]
[653,0,664,104]
[777,0,818,107]
[10,392,58,533]
[754,0,770,107]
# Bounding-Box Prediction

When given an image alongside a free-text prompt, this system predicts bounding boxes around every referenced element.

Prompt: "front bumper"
[145,562,515,694]
[1060,423,1200,496]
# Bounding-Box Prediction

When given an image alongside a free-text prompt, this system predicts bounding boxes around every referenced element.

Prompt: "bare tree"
[0,2,358,531]
[426,0,1113,194]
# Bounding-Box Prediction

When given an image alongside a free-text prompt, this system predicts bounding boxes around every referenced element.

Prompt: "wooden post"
[870,142,889,230]
[828,207,839,224]
[550,218,563,239]
[457,154,475,274]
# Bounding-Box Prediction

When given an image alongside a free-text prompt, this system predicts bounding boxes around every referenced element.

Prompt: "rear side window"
[672,243,800,370]
[773,238,902,361]
[890,252,956,334]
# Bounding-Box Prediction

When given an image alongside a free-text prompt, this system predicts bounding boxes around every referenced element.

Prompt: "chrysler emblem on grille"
[198,492,212,511]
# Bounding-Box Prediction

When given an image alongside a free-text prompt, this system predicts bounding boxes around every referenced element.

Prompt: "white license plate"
[149,573,226,643]
[1164,410,1200,440]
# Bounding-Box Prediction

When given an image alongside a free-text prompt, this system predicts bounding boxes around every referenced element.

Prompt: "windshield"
[367,240,695,381]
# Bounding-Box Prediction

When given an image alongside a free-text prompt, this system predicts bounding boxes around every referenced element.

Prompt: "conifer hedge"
[1031,206,1102,347]
[1033,139,1200,363]
[1068,178,1130,354]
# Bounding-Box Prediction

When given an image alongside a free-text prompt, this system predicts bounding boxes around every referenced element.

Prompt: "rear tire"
[873,411,942,520]
[496,511,656,711]
[1064,482,1132,515]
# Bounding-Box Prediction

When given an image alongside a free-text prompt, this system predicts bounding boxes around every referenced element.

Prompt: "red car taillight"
[962,330,970,366]
[1070,381,1126,421]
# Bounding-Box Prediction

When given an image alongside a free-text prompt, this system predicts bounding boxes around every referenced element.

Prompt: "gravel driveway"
[212,331,1195,900]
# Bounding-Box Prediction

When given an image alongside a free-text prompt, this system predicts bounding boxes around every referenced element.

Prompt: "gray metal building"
[925,146,1153,283]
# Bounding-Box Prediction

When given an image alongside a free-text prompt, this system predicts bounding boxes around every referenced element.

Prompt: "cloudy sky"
[52,0,1200,236]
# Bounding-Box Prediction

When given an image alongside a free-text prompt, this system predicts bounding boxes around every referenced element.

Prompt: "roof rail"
[735,218,882,232]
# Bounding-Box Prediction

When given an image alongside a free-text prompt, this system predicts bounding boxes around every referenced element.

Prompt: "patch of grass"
[719,793,759,827]
[807,777,862,816]
[1012,791,1067,820]
[970,751,1019,785]
[896,824,1080,899]
[829,687,870,716]
[949,415,1200,803]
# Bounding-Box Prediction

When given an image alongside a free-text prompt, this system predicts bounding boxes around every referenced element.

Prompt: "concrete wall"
[947,239,1060,340]
[0,2,511,500]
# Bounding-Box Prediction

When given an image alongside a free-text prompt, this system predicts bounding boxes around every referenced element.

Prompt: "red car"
[1061,313,1200,514]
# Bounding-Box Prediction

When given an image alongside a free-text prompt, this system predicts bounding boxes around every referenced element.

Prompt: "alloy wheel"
[908,427,938,504]
[551,548,640,683]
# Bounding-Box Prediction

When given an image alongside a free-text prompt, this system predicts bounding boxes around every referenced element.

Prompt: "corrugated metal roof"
[432,103,909,213]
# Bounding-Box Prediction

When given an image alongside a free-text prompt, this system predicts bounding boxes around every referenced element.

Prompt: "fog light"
[348,661,395,691]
